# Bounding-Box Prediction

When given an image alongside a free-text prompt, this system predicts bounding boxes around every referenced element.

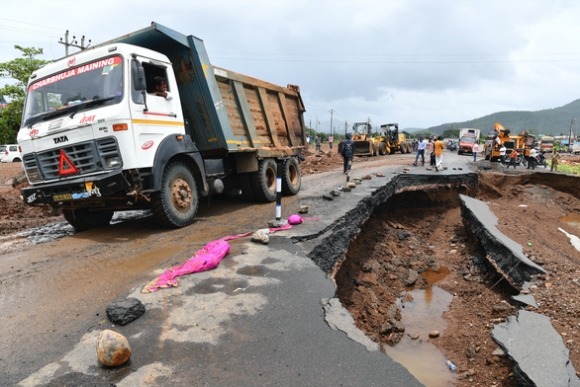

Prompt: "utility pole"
[344,121,348,136]
[59,30,92,56]
[329,109,334,137]
[569,118,575,151]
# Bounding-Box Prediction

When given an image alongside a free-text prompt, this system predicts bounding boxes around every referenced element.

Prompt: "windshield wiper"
[26,96,117,127]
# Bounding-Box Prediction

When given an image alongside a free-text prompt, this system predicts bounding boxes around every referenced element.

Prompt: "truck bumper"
[21,170,130,206]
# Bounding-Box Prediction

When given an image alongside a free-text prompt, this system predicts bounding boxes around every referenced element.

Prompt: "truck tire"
[400,143,408,154]
[152,162,199,228]
[378,142,387,155]
[282,157,301,196]
[250,158,277,202]
[63,209,114,232]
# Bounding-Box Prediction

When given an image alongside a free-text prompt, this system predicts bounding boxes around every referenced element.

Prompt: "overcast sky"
[2,0,579,133]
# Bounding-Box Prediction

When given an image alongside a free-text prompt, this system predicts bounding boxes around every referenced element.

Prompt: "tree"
[0,46,49,143]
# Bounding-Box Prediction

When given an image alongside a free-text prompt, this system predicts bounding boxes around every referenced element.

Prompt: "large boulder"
[96,330,131,367]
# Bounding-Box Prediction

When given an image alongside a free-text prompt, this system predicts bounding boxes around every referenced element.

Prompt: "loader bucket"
[354,140,373,156]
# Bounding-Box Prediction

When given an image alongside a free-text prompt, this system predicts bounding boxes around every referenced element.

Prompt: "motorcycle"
[529,150,548,168]
[447,141,457,151]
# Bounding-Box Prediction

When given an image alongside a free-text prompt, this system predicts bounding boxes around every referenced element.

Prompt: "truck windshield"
[460,136,476,143]
[23,55,123,127]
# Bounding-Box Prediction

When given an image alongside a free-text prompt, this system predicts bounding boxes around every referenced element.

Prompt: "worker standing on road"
[341,132,354,174]
[507,149,519,169]
[429,137,436,166]
[551,151,560,171]
[328,134,334,150]
[435,136,444,171]
[472,142,479,162]
[413,135,426,166]
[315,135,321,152]
[499,144,507,166]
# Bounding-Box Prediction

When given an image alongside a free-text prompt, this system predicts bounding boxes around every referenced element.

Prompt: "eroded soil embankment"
[335,171,580,387]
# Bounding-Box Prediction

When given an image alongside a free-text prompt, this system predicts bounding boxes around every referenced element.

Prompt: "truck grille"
[23,137,121,181]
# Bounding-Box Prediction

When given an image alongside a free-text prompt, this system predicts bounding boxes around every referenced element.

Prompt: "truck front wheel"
[152,162,199,228]
[250,158,277,202]
[282,157,301,196]
[63,209,114,232]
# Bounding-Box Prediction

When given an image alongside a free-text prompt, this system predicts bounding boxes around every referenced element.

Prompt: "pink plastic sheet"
[142,224,293,293]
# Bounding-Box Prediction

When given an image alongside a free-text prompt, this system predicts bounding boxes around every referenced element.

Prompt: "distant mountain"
[425,99,580,136]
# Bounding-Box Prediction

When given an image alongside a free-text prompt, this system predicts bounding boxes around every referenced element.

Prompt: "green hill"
[426,99,580,136]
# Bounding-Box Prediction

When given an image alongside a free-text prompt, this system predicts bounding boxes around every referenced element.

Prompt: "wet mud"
[334,171,580,386]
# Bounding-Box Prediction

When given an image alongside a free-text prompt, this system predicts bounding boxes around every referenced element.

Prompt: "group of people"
[412,135,445,171]
[306,135,334,152]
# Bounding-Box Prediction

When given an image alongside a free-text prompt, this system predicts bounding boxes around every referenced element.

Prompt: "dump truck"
[457,128,480,155]
[17,22,306,231]
[378,123,410,154]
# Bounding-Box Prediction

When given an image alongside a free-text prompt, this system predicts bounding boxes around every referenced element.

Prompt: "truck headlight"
[27,168,42,182]
[105,157,122,169]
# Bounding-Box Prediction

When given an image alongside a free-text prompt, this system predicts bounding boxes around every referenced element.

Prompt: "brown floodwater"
[385,267,456,387]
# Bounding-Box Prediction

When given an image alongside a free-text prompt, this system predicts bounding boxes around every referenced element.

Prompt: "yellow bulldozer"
[377,123,411,154]
[339,121,378,156]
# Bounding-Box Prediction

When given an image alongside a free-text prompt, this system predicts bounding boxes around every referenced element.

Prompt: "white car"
[1,144,22,163]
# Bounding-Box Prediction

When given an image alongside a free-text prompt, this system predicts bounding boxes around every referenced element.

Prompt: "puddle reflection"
[385,267,456,387]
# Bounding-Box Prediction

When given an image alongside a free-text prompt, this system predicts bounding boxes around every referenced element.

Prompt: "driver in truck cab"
[153,76,173,100]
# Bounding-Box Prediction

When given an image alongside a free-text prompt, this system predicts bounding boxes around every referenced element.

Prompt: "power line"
[58,30,91,56]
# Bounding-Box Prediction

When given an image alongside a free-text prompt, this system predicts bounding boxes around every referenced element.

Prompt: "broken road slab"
[459,194,547,289]
[491,310,580,387]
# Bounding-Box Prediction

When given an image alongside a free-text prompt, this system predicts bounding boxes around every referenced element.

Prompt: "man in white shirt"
[153,76,173,101]
[413,136,427,166]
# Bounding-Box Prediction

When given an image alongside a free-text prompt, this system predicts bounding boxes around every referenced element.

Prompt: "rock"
[429,331,440,338]
[492,347,506,357]
[376,171,385,177]
[96,330,131,367]
[342,187,352,192]
[346,182,356,189]
[298,206,309,214]
[410,334,419,340]
[353,179,362,185]
[106,298,146,326]
[251,230,269,244]
[330,190,341,197]
[401,293,414,303]
[404,269,420,286]
[491,310,580,387]
[363,174,372,179]
[457,369,476,380]
[322,193,334,200]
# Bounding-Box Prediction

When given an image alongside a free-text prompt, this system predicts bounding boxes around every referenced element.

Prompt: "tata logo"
[67,57,76,67]
[30,128,39,137]
[142,140,154,150]
[54,136,69,144]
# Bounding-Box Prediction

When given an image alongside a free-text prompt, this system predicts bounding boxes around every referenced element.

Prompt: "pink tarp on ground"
[142,224,293,293]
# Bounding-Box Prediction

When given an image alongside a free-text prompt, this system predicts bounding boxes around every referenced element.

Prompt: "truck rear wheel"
[282,157,301,196]
[250,158,277,202]
[63,209,114,232]
[152,162,199,228]
[400,143,408,154]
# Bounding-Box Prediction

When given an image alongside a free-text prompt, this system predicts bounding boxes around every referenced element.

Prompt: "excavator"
[484,122,536,164]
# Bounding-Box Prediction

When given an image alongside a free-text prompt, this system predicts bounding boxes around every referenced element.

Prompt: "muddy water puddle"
[559,212,580,231]
[0,211,151,253]
[387,267,456,387]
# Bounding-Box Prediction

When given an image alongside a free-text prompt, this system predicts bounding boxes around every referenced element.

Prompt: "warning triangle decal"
[58,149,79,175]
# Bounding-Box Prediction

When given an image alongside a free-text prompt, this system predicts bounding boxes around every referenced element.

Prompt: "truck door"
[129,57,185,168]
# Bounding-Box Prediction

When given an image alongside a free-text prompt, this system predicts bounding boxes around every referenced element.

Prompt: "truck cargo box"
[97,22,306,158]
